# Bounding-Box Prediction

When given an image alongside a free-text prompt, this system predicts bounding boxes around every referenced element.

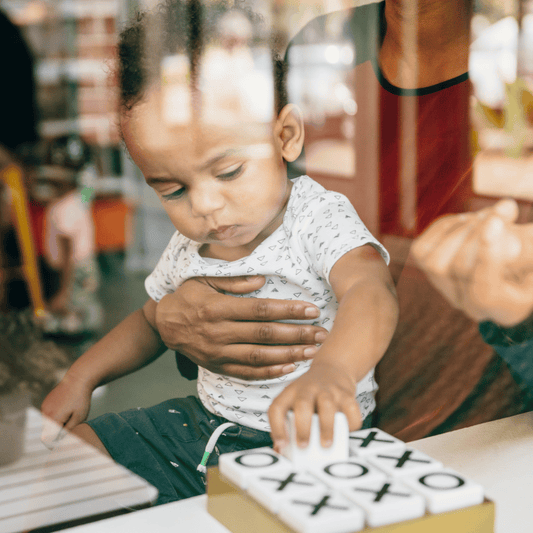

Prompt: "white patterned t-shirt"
[145,175,389,431]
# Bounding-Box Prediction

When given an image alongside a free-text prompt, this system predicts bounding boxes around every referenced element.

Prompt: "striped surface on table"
[0,408,158,533]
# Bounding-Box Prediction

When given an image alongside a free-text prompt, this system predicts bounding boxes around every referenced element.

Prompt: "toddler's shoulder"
[287,176,355,221]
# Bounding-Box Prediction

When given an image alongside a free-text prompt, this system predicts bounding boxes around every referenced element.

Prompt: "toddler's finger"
[268,401,290,452]
[41,417,66,450]
[342,399,362,432]
[293,402,314,448]
[317,396,336,448]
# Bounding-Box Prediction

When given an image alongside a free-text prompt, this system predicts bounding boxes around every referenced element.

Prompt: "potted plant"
[0,310,69,465]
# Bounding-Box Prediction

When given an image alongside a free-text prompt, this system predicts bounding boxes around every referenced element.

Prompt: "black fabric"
[175,351,199,380]
[479,316,533,347]
[479,321,533,405]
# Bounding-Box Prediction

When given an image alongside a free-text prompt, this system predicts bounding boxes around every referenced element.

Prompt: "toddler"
[41,0,398,504]
[33,135,102,336]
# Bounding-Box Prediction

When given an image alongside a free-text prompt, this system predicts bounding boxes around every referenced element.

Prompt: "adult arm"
[155,275,328,380]
[412,199,533,400]
[41,299,166,444]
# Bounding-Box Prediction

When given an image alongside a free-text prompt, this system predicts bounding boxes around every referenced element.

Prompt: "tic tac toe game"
[208,416,494,533]
[2,0,533,532]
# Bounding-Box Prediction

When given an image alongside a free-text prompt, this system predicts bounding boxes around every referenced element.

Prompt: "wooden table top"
[0,408,158,533]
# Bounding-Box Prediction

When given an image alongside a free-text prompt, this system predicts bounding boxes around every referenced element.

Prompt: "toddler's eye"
[162,188,185,200]
[217,164,244,180]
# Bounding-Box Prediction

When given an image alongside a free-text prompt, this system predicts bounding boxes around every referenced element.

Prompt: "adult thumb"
[202,275,267,295]
[493,198,519,223]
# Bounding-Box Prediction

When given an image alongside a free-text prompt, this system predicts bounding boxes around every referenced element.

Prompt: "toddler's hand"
[41,374,93,449]
[268,362,361,453]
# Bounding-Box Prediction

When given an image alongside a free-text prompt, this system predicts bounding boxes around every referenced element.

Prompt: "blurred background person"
[32,135,103,338]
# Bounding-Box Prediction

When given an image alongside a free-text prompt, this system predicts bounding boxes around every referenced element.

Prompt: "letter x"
[260,473,315,492]
[292,495,349,516]
[349,430,396,448]
[353,483,411,502]
[377,450,430,469]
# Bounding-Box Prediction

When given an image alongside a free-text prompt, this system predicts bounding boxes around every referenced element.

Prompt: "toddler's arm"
[41,299,166,438]
[268,245,399,451]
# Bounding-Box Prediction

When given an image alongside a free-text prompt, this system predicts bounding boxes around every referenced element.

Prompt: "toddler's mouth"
[209,225,239,240]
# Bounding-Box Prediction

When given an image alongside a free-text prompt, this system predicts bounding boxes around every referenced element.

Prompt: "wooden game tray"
[207,467,495,533]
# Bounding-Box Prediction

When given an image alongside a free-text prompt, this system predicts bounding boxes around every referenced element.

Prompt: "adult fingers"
[499,222,533,274]
[411,213,475,265]
[472,219,533,325]
[412,215,482,308]
[447,214,493,283]
[183,278,322,321]
[218,319,327,346]
[492,198,520,222]
[447,200,518,275]
[214,343,318,379]
[412,203,505,269]
[202,291,322,323]
[447,203,520,293]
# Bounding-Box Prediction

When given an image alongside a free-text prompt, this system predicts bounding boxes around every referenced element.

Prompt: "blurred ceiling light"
[325,44,340,64]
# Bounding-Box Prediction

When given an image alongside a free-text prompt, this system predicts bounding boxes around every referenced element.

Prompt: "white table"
[61,411,533,533]
[410,411,533,533]
[0,408,158,533]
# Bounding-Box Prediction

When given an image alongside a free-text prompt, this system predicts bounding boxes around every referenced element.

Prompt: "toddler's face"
[120,87,292,261]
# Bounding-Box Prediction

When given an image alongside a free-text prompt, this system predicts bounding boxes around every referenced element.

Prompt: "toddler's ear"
[275,104,304,163]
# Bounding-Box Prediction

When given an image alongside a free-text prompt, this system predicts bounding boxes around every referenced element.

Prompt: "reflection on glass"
[287,13,356,180]
[470,0,533,201]
[146,1,276,154]
[148,0,358,181]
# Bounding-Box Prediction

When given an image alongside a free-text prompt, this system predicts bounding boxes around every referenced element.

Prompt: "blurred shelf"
[36,58,111,84]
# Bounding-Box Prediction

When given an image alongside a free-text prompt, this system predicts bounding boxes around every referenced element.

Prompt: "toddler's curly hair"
[117,0,288,113]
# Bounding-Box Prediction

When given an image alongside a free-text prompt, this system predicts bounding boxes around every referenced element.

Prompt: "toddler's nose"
[189,184,224,217]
